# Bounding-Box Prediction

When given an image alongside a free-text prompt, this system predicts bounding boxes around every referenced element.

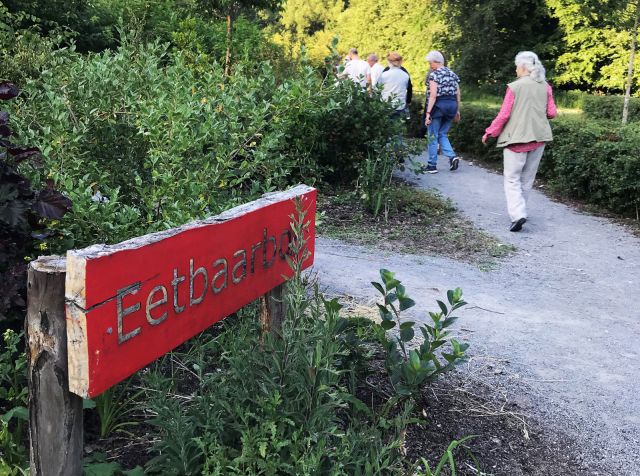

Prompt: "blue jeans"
[427,115,456,167]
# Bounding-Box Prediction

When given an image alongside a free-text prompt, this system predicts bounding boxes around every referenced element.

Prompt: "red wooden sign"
[65,185,316,398]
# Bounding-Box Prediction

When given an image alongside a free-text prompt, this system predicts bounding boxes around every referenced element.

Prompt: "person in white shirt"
[378,52,410,116]
[340,48,371,88]
[367,53,384,88]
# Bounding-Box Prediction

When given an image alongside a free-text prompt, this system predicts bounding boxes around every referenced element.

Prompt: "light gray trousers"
[503,145,545,222]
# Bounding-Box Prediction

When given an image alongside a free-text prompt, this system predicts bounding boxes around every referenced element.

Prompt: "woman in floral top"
[424,50,461,174]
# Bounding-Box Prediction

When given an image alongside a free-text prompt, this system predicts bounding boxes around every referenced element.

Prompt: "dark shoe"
[449,156,460,171]
[509,217,527,232]
[426,165,438,174]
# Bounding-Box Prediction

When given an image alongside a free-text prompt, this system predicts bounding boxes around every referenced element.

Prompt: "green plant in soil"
[372,269,469,398]
[140,205,413,475]
[0,329,28,472]
[84,378,144,438]
[413,435,480,476]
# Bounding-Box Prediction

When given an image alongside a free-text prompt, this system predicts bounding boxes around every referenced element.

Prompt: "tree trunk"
[224,13,234,77]
[27,256,83,476]
[622,2,640,124]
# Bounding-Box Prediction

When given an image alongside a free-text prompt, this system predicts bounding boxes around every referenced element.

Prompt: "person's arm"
[546,83,558,119]
[454,84,461,121]
[425,80,438,125]
[404,68,413,105]
[482,87,515,144]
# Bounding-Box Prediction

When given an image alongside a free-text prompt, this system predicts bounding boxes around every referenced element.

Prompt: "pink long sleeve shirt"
[484,84,557,152]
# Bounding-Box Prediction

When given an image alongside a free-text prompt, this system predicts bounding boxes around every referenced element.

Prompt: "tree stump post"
[26,256,83,476]
[260,283,286,338]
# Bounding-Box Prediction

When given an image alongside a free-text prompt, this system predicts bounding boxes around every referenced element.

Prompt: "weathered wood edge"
[65,253,90,398]
[66,184,315,263]
[27,259,83,475]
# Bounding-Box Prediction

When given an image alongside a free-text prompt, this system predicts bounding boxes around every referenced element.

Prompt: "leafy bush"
[0,329,28,472]
[0,81,71,324]
[448,104,502,164]
[8,39,401,253]
[142,215,412,475]
[0,6,75,85]
[582,95,640,123]
[372,269,469,398]
[451,104,640,217]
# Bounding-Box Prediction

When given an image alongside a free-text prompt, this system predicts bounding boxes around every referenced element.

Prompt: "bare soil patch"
[318,184,514,267]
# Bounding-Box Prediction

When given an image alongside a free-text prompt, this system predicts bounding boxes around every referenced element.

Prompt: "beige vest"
[497,76,553,148]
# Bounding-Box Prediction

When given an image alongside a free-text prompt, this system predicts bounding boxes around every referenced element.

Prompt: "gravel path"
[313,153,640,475]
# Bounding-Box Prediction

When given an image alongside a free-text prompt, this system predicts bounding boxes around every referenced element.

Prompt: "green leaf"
[377,303,392,320]
[447,289,454,305]
[338,392,372,416]
[323,297,343,314]
[436,299,448,315]
[371,281,385,296]
[399,321,415,330]
[1,406,28,423]
[453,288,463,302]
[409,350,421,370]
[442,316,460,328]
[396,283,406,298]
[381,319,396,330]
[399,297,415,312]
[123,467,145,476]
[400,326,415,342]
[380,269,400,290]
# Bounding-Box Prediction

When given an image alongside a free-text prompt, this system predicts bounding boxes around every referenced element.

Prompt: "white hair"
[515,51,546,82]
[425,50,444,64]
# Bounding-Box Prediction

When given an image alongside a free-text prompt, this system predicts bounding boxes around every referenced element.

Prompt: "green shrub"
[448,104,502,165]
[8,39,400,252]
[546,118,640,214]
[407,92,426,138]
[582,95,640,122]
[142,217,412,475]
[451,104,640,217]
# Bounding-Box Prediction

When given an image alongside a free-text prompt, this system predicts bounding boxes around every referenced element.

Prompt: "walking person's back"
[341,48,371,89]
[482,51,557,232]
[379,52,410,115]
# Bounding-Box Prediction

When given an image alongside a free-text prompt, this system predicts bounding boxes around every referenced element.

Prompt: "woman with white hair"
[424,50,462,173]
[482,51,557,232]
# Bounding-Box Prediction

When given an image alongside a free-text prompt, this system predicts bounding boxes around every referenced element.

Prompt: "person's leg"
[437,116,456,158]
[521,145,545,203]
[427,116,442,167]
[503,149,528,222]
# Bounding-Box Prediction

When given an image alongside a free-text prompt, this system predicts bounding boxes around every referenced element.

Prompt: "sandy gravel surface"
[313,154,640,475]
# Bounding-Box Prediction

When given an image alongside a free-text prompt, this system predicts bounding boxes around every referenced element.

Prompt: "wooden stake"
[260,283,286,338]
[27,256,83,476]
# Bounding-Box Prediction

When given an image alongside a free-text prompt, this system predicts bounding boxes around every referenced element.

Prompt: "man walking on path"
[367,54,384,88]
[341,48,371,89]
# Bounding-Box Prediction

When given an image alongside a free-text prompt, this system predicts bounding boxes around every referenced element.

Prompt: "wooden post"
[260,283,286,337]
[26,256,83,476]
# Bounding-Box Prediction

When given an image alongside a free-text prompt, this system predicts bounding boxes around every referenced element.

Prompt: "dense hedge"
[450,104,640,217]
[582,95,640,122]
[9,41,401,254]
